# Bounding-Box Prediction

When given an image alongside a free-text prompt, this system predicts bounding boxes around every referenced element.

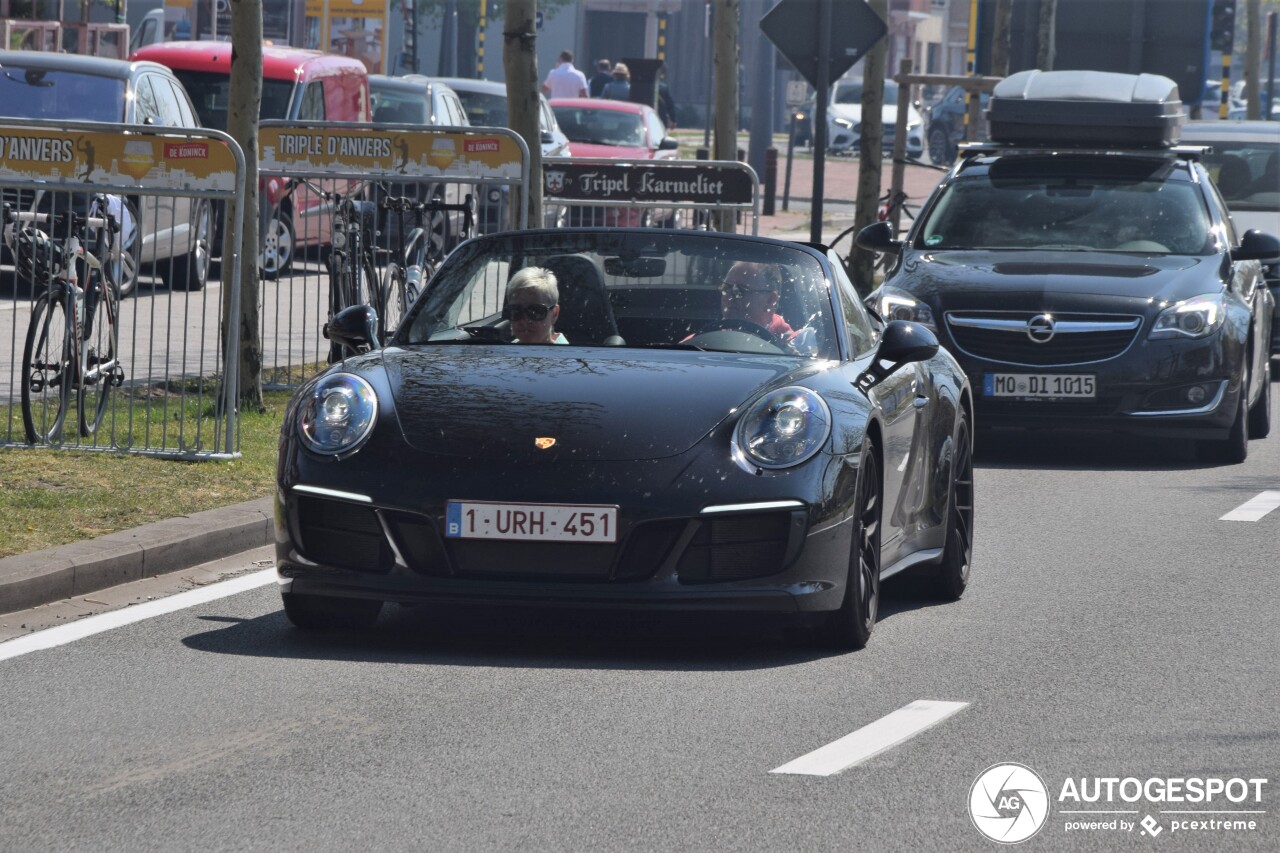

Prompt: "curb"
[0,497,274,615]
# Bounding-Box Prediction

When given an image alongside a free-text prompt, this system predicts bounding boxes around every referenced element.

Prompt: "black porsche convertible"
[274,228,974,649]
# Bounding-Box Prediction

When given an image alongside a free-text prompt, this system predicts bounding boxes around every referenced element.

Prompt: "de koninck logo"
[969,763,1051,844]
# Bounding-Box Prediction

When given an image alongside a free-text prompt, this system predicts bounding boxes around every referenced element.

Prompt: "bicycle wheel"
[78,276,120,438]
[21,288,72,445]
[380,263,407,343]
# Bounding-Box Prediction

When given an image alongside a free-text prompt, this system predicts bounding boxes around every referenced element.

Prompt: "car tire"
[281,591,382,630]
[1247,360,1271,439]
[928,127,953,165]
[1197,377,1249,464]
[165,200,211,291]
[819,437,881,651]
[260,206,295,280]
[928,411,974,601]
[114,197,141,298]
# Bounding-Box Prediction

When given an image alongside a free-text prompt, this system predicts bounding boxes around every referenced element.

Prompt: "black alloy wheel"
[930,411,974,601]
[820,437,882,650]
[281,592,383,630]
[166,200,211,291]
[928,127,953,165]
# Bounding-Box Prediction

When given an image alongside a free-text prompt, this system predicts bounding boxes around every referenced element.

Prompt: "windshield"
[834,79,899,106]
[172,71,293,129]
[454,89,508,128]
[400,231,839,359]
[371,89,427,124]
[553,106,646,147]
[0,67,125,122]
[916,158,1215,255]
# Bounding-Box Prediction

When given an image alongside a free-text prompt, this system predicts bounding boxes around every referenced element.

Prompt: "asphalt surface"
[1,425,1277,850]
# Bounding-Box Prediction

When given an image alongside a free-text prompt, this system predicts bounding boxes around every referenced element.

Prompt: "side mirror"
[540,131,555,145]
[855,220,903,255]
[325,304,379,353]
[658,136,680,151]
[1233,229,1280,264]
[855,320,939,391]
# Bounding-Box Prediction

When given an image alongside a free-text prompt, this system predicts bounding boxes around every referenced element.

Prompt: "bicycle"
[285,178,380,362]
[6,197,125,444]
[378,191,473,342]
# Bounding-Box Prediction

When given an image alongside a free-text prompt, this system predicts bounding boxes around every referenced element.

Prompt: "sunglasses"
[503,303,553,322]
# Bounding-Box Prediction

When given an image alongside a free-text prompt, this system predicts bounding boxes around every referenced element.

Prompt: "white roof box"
[987,70,1185,148]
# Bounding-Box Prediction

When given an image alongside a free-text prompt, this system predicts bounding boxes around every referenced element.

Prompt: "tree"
[990,0,1013,77]
[712,0,739,232]
[225,0,264,410]
[1036,0,1057,70]
[503,0,542,227]
[849,0,888,295]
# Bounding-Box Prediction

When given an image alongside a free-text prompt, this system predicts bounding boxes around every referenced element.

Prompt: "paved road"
[1,418,1277,850]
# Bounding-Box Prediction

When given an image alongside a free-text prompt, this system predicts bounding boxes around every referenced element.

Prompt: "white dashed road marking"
[770,699,970,776]
[0,569,276,663]
[1220,491,1280,522]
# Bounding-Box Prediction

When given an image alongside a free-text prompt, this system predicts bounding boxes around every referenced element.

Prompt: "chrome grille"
[946,311,1141,366]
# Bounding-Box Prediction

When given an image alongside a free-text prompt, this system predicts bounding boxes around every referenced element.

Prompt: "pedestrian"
[541,49,589,99]
[588,58,612,98]
[601,62,631,101]
[657,72,677,129]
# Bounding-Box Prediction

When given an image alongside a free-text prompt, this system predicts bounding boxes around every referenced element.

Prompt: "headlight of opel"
[1149,293,1226,340]
[733,387,832,470]
[298,373,378,457]
[877,287,936,328]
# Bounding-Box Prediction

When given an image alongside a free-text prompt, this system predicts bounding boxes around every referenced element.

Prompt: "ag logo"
[969,763,1050,844]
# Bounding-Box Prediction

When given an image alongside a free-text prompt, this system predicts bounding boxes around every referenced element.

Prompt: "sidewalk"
[0,152,952,620]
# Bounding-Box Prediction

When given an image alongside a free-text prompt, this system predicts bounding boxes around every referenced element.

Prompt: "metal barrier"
[256,121,530,389]
[1,119,246,460]
[541,158,760,235]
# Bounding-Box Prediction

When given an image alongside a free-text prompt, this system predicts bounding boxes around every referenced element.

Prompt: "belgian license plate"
[445,501,618,543]
[984,373,1096,398]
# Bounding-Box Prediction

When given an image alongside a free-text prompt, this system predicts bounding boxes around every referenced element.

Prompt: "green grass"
[0,388,294,559]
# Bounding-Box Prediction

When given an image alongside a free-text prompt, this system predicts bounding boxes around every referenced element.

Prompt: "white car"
[824,78,924,159]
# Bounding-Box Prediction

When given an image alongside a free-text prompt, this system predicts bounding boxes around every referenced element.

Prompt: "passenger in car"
[505,267,569,344]
[719,261,795,336]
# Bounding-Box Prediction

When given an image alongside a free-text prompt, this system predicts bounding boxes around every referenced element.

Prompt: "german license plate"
[445,501,618,543]
[984,373,1096,398]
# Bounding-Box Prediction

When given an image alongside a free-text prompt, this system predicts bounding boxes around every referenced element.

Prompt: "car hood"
[567,141,652,159]
[381,346,810,461]
[830,103,923,127]
[896,250,1225,314]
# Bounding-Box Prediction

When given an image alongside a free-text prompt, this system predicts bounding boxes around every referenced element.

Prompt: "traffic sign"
[760,0,888,90]
[786,80,809,107]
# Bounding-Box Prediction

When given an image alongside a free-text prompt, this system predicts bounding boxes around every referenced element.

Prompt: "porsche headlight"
[877,287,936,328]
[833,117,855,130]
[734,387,831,470]
[298,373,378,456]
[1149,293,1225,340]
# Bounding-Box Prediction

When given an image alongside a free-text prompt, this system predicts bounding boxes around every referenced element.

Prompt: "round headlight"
[298,373,378,456]
[734,387,832,470]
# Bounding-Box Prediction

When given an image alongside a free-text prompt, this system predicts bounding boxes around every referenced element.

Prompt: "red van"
[130,41,371,276]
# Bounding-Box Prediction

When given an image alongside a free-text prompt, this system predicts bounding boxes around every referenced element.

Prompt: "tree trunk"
[991,0,1013,77]
[226,0,263,409]
[712,0,739,232]
[849,0,888,295]
[503,0,542,228]
[1036,0,1056,71]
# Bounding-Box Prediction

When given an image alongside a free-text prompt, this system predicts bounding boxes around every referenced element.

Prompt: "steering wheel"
[690,317,785,346]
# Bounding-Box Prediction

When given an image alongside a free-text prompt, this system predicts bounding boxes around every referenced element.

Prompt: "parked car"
[860,70,1278,464]
[274,227,975,650]
[435,77,570,230]
[825,78,924,158]
[923,85,990,165]
[1180,120,1280,356]
[0,50,210,294]
[368,74,471,257]
[130,41,371,277]
[550,97,679,226]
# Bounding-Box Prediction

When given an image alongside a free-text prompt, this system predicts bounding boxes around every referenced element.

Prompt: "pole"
[1268,12,1277,119]
[478,0,487,78]
[810,0,831,244]
[704,0,713,150]
[440,0,458,77]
